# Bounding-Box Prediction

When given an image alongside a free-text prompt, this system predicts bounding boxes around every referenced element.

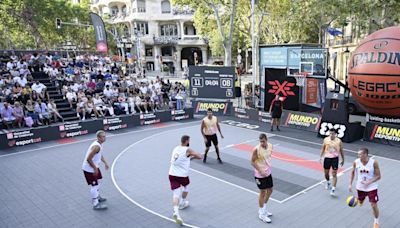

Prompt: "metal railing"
[328,36,353,46]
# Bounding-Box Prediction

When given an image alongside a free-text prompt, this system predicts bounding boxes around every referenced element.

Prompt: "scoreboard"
[189,66,235,99]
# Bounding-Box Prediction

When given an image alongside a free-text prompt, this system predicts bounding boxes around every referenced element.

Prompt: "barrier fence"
[0,108,194,149]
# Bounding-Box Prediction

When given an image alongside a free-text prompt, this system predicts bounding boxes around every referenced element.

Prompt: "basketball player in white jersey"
[201,108,224,164]
[168,135,202,225]
[348,148,381,228]
[82,130,109,210]
[251,133,273,223]
[320,128,344,196]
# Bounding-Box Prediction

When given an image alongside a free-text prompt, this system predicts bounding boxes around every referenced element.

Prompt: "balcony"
[172,6,194,15]
[153,36,180,45]
[328,36,353,46]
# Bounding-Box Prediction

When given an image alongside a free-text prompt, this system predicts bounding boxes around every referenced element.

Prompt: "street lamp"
[250,0,269,108]
[344,47,350,84]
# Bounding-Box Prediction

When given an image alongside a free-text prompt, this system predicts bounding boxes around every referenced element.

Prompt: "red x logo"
[268,80,295,97]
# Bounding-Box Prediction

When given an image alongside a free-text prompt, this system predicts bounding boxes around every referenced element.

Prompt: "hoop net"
[294,72,309,87]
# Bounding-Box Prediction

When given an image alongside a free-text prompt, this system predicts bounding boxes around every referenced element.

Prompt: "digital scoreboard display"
[189,66,235,99]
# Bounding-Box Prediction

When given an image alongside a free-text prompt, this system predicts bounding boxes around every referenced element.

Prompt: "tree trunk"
[224,42,232,66]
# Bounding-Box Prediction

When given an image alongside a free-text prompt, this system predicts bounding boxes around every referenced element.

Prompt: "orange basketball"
[347,26,400,117]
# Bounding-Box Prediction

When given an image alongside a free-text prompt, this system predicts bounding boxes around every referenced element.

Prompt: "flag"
[326,27,343,36]
[90,13,108,53]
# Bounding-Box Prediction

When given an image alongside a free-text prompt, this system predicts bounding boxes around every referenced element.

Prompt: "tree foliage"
[0,0,97,50]
[174,0,400,64]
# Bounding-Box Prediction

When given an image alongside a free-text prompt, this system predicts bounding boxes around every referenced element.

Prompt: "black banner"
[193,100,232,116]
[171,108,194,121]
[58,120,101,139]
[258,111,272,124]
[139,111,171,125]
[189,66,235,99]
[364,122,400,147]
[366,114,400,125]
[90,12,108,53]
[0,127,60,148]
[282,110,321,132]
[102,115,139,131]
[233,107,259,120]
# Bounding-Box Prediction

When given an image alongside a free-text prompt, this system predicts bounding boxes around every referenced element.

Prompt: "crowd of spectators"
[0,52,188,130]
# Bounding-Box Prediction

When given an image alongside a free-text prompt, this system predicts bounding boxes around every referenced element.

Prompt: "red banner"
[306,78,318,104]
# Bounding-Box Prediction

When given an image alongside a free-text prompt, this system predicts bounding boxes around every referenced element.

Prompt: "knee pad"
[183,185,189,193]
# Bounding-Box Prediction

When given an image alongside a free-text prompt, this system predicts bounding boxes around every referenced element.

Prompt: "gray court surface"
[1,117,399,228]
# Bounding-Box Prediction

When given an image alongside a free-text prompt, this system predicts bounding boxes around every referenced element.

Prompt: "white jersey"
[355,158,378,192]
[82,141,103,173]
[169,145,190,177]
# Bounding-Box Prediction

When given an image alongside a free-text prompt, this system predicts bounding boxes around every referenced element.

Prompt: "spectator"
[47,99,64,122]
[31,81,47,95]
[1,102,15,129]
[35,100,50,125]
[93,94,106,117]
[66,88,77,108]
[13,101,25,128]
[25,100,41,126]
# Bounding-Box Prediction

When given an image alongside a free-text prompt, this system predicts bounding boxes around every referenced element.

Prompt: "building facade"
[90,0,208,74]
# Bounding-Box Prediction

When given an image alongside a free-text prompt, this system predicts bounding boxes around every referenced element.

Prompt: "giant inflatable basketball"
[347,26,400,117]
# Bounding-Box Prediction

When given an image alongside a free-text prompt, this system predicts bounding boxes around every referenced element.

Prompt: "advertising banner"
[364,122,400,147]
[171,108,194,121]
[306,78,318,104]
[103,115,139,131]
[90,13,108,53]
[1,127,59,148]
[258,111,272,124]
[233,107,259,121]
[193,100,232,116]
[58,120,101,139]
[139,111,171,125]
[282,110,321,132]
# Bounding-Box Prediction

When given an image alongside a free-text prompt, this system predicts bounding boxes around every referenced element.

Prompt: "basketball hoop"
[294,72,309,87]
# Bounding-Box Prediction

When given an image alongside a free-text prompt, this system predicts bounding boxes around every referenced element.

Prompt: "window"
[137,0,146,12]
[122,5,127,17]
[110,7,118,17]
[135,21,149,35]
[145,47,153,57]
[161,46,173,56]
[161,0,171,13]
[160,24,178,36]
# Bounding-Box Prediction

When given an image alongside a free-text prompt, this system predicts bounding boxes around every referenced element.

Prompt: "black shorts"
[255,175,273,189]
[323,157,339,170]
[271,111,282,119]
[205,134,218,147]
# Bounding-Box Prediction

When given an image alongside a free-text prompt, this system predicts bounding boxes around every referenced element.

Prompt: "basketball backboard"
[287,48,328,79]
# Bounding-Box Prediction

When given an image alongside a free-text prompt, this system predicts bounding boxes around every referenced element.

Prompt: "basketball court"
[1,118,399,227]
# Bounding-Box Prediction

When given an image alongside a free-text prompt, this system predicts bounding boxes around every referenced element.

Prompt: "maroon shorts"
[169,175,190,190]
[357,189,379,203]
[83,169,102,186]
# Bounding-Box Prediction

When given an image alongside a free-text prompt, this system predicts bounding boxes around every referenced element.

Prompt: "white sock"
[263,204,267,212]
[374,218,379,224]
[259,207,264,214]
[332,187,336,190]
[173,206,179,214]
[90,186,99,205]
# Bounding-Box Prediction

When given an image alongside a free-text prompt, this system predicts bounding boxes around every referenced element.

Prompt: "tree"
[0,0,96,50]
